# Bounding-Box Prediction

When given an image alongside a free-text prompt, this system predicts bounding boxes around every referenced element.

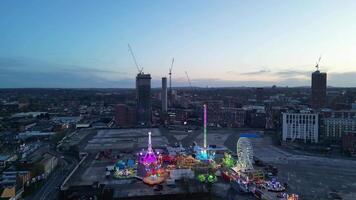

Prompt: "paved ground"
[221,130,356,200]
[62,127,356,200]
[248,135,356,200]
[167,128,356,200]
[85,128,168,152]
[27,151,78,200]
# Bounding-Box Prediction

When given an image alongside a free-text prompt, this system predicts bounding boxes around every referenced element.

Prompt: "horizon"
[1,0,356,88]
[1,85,356,90]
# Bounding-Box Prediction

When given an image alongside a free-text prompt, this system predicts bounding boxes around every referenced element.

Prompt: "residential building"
[0,154,17,169]
[255,87,265,102]
[39,153,58,176]
[323,110,356,141]
[243,105,266,129]
[221,107,246,128]
[265,106,287,130]
[205,100,223,126]
[282,112,319,143]
[1,166,31,188]
[342,131,356,156]
[352,102,356,110]
[115,104,136,127]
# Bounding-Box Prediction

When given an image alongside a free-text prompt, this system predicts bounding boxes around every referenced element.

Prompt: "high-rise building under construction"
[161,77,167,112]
[136,73,151,126]
[311,70,327,109]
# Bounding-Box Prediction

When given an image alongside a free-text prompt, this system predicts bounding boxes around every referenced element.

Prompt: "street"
[25,151,78,200]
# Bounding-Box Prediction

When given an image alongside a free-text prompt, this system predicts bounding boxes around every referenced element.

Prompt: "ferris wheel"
[236,137,254,172]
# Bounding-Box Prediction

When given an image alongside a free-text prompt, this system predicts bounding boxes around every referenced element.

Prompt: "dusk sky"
[1,0,356,88]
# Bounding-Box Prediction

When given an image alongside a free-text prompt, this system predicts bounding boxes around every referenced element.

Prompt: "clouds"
[181,70,356,88]
[225,68,311,85]
[328,71,356,87]
[0,57,356,88]
[2,1,356,89]
[0,57,125,75]
[0,57,132,88]
[230,69,310,78]
[223,68,356,87]
[239,70,271,75]
[177,78,274,87]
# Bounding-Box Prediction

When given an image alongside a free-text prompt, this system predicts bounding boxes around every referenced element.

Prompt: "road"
[26,151,78,200]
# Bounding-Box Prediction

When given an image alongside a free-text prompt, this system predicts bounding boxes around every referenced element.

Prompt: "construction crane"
[184,71,194,123]
[128,44,143,74]
[315,55,322,71]
[169,58,174,107]
[185,71,193,91]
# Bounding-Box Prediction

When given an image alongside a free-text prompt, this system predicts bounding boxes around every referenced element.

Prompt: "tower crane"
[185,71,193,91]
[169,58,174,107]
[315,56,322,71]
[128,44,143,74]
[185,71,196,101]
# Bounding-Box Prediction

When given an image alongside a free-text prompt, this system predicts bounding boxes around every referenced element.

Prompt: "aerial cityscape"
[1,1,356,200]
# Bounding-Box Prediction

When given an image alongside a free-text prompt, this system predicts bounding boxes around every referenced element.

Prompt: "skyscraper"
[136,73,151,126]
[311,70,327,109]
[161,77,167,112]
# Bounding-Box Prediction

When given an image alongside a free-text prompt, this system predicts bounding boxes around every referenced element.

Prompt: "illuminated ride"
[139,132,166,185]
[114,168,135,179]
[194,146,215,161]
[265,178,286,192]
[197,173,217,183]
[176,155,200,169]
[287,194,299,200]
[230,137,254,193]
[139,132,158,166]
[277,193,299,200]
[233,137,254,172]
[222,153,235,168]
[113,159,137,179]
[195,104,215,161]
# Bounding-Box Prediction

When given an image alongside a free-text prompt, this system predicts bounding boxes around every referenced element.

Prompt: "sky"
[1,0,356,88]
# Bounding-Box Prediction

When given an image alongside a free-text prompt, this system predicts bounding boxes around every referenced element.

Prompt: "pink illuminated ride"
[139,131,166,185]
[140,132,158,166]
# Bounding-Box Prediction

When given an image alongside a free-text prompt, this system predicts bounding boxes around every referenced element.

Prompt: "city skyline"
[1,0,356,88]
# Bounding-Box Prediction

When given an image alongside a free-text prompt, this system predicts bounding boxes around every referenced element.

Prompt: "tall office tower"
[136,73,152,126]
[311,70,327,109]
[161,77,168,112]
